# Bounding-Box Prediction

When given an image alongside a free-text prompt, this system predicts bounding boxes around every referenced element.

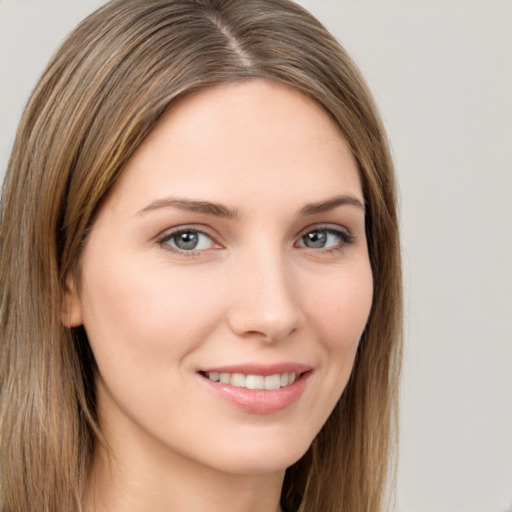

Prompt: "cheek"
[306,263,373,354]
[79,256,226,369]
[288,263,373,439]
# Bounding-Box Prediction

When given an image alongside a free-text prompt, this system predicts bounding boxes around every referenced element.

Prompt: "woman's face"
[65,81,373,475]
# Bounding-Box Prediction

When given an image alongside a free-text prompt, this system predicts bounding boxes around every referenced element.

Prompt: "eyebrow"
[137,194,364,219]
[299,195,365,215]
[137,197,239,219]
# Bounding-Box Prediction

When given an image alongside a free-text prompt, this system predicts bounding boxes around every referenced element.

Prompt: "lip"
[197,363,313,415]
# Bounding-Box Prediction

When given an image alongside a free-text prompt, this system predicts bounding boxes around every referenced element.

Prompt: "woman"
[0,1,402,511]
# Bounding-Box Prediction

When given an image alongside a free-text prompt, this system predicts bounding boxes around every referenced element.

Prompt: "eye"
[296,227,354,251]
[158,228,218,253]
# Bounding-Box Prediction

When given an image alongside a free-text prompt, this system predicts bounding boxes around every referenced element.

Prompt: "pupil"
[175,232,198,250]
[305,231,326,248]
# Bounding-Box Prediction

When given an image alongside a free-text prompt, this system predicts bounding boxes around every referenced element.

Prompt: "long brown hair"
[0,1,402,511]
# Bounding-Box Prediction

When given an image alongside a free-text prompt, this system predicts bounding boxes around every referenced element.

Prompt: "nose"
[227,248,304,343]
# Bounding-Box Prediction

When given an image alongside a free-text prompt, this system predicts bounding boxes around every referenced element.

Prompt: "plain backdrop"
[1,1,511,511]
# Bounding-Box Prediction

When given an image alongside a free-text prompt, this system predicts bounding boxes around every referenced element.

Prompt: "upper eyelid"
[300,227,353,240]
[295,223,352,238]
[156,224,218,241]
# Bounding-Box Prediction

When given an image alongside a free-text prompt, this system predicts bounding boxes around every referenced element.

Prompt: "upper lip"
[198,363,313,376]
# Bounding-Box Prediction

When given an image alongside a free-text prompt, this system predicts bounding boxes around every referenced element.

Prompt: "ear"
[61,272,83,327]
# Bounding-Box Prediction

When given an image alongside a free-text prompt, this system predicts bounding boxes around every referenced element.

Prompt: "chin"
[196,425,317,476]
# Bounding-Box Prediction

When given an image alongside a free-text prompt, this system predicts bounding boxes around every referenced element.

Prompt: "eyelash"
[296,226,355,255]
[156,227,218,258]
[156,225,355,258]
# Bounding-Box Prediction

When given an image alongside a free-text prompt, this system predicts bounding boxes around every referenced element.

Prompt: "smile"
[202,371,297,390]
[198,365,312,414]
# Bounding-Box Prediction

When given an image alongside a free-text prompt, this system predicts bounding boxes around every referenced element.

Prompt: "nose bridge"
[228,242,302,342]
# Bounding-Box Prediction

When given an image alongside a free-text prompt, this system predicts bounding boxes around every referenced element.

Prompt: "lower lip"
[199,372,311,414]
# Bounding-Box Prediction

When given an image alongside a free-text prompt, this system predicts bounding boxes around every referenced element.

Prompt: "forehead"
[106,80,362,214]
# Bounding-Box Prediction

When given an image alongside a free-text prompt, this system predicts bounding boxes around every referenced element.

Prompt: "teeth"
[231,373,245,387]
[205,371,298,390]
[209,371,220,382]
[264,374,281,390]
[246,375,264,389]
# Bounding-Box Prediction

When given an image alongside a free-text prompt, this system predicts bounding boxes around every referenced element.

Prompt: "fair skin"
[64,81,373,512]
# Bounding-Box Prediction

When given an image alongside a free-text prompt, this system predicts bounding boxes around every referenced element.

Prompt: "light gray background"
[1,1,511,511]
